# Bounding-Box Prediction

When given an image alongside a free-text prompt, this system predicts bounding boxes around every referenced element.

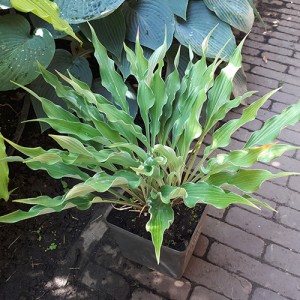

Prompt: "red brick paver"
[184,1,300,299]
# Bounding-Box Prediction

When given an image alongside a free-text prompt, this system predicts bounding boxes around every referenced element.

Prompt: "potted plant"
[1,26,299,278]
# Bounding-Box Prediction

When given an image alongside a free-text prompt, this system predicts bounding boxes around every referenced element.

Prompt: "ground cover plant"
[1,27,300,263]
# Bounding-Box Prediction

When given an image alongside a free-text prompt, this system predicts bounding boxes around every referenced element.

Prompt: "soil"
[107,203,206,251]
[0,94,95,300]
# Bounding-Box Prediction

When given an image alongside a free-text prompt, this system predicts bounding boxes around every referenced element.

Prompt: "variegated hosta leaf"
[0,135,9,201]
[205,89,278,155]
[0,196,94,223]
[90,25,129,114]
[54,0,125,24]
[246,101,300,148]
[10,0,81,44]
[29,13,80,40]
[0,14,55,91]
[153,145,184,173]
[158,185,187,204]
[203,0,254,33]
[146,197,174,263]
[122,0,175,50]
[175,1,235,60]
[204,144,300,175]
[206,169,298,193]
[65,171,141,200]
[183,182,258,209]
[205,40,244,130]
[30,49,92,131]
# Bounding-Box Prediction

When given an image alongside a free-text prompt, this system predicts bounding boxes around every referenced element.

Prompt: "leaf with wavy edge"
[146,197,174,263]
[10,0,82,44]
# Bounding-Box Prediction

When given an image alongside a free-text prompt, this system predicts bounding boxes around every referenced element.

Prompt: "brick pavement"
[47,1,300,299]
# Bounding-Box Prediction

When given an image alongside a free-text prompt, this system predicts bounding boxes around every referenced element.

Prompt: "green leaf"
[175,1,235,60]
[80,8,126,58]
[206,169,298,193]
[65,171,141,200]
[0,14,55,91]
[205,40,245,128]
[90,25,129,114]
[203,0,254,32]
[122,0,175,50]
[30,49,92,131]
[159,185,187,204]
[0,135,9,201]
[54,0,125,24]
[183,182,258,209]
[0,196,94,223]
[10,0,82,44]
[204,144,298,175]
[146,197,174,263]
[205,89,278,154]
[246,101,300,148]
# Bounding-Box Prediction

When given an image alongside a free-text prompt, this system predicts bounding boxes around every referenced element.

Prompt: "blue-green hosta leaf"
[206,169,298,193]
[163,0,188,19]
[146,197,174,263]
[0,0,11,9]
[0,14,55,91]
[122,0,175,50]
[54,0,125,24]
[203,0,254,32]
[80,8,125,58]
[175,1,235,60]
[65,171,141,200]
[183,182,258,209]
[0,135,9,201]
[246,101,300,148]
[30,49,92,131]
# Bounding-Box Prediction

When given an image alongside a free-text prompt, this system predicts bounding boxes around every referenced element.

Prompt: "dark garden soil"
[0,94,95,300]
[107,203,206,251]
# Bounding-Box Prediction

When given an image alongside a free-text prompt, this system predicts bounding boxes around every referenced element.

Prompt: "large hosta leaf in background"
[0,14,55,91]
[30,49,92,131]
[203,0,254,33]
[163,0,189,20]
[80,8,126,58]
[0,0,11,9]
[175,1,235,60]
[54,0,125,24]
[122,0,175,50]
[10,0,81,44]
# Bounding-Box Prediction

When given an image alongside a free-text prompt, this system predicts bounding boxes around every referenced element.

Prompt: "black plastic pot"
[105,205,208,278]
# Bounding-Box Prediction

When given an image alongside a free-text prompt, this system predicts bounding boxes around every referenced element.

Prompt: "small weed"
[45,242,57,252]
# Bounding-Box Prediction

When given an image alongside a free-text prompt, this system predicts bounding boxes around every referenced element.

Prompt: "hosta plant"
[1,28,300,264]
